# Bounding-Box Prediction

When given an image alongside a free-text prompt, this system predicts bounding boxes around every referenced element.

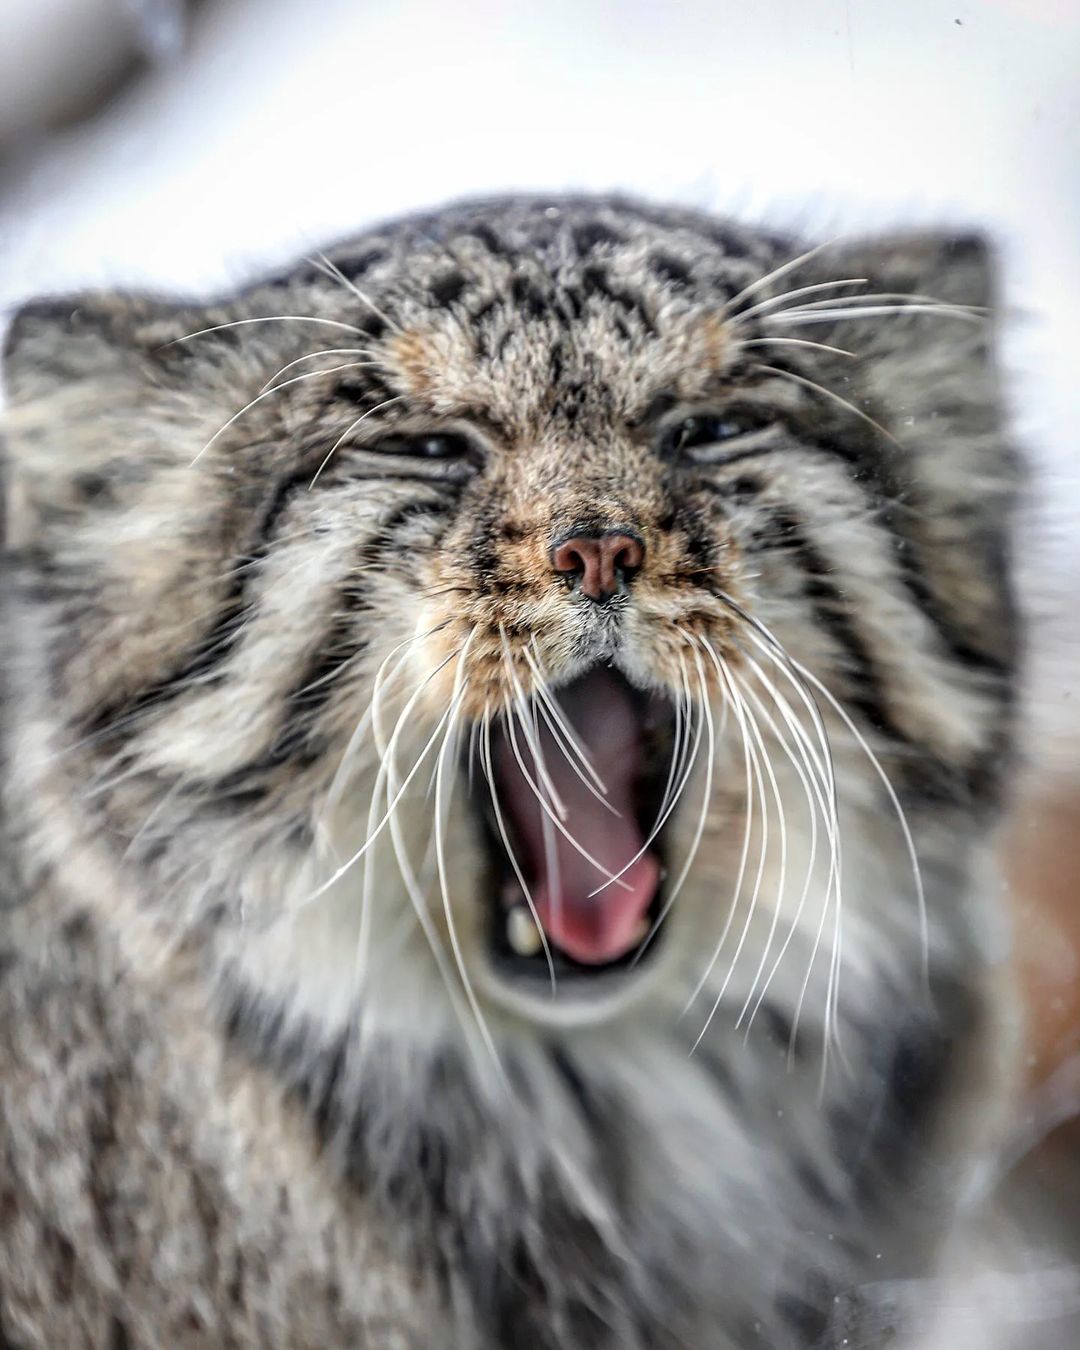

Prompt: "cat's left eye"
[373,432,474,461]
[664,410,769,459]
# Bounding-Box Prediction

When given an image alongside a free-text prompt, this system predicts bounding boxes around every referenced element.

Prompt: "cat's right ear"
[2,292,191,401]
[2,292,214,548]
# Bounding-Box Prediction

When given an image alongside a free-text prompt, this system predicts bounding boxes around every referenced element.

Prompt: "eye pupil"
[373,432,471,460]
[671,410,758,456]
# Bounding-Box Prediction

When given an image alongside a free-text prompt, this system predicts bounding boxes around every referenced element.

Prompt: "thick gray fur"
[0,195,1021,1347]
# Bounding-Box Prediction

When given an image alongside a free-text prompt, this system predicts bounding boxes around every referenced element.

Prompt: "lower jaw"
[477,938,674,1028]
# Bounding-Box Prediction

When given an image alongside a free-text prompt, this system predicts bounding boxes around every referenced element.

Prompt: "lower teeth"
[506,904,543,958]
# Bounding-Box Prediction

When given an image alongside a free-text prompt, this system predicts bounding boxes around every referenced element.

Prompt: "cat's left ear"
[792,230,1002,409]
[808,230,997,314]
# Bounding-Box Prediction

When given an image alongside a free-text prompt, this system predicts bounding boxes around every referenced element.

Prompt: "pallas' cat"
[0,196,1020,1348]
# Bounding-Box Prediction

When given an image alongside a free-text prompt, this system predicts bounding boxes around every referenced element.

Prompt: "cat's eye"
[372,432,474,461]
[664,410,769,459]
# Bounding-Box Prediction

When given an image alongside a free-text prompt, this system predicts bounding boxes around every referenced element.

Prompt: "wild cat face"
[2,197,1017,1038]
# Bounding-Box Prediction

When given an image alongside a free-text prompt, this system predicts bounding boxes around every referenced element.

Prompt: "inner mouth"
[473,666,676,983]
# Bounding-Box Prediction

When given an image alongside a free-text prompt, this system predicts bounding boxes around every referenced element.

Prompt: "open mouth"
[473,666,677,985]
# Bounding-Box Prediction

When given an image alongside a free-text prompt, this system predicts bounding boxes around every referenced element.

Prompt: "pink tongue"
[494,669,660,965]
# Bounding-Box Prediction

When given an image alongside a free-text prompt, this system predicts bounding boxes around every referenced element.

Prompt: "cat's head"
[2,197,1018,1048]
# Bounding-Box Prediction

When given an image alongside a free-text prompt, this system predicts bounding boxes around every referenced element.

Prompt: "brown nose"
[550,530,645,602]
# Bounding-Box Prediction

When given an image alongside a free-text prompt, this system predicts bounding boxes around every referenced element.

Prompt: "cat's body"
[0,197,1021,1348]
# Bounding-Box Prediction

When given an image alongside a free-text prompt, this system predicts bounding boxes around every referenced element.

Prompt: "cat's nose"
[550,530,645,602]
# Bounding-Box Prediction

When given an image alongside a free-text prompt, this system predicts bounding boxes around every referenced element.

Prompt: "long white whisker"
[190,363,370,467]
[726,669,791,1030]
[260,349,379,392]
[653,685,685,828]
[767,303,982,328]
[311,250,404,336]
[774,290,985,315]
[480,714,557,993]
[714,596,839,815]
[467,716,481,794]
[750,362,901,447]
[503,688,566,941]
[435,679,503,1074]
[790,657,928,993]
[746,642,846,1077]
[531,691,620,817]
[302,649,459,901]
[738,634,842,1066]
[164,315,368,347]
[318,623,448,832]
[737,336,856,360]
[353,732,391,988]
[501,695,631,890]
[711,603,843,1051]
[731,278,869,323]
[383,692,484,1066]
[632,645,716,964]
[736,655,833,1040]
[501,636,581,817]
[721,239,841,316]
[690,659,771,1050]
[591,655,703,900]
[350,627,458,981]
[710,598,848,1071]
[508,683,568,821]
[309,396,405,488]
[524,645,612,798]
[683,648,757,1018]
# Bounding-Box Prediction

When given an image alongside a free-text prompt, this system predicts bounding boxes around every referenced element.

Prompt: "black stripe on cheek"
[790,422,1016,683]
[75,465,321,742]
[735,391,1016,685]
[760,509,916,748]
[708,434,1014,686]
[212,493,458,782]
[890,532,1015,680]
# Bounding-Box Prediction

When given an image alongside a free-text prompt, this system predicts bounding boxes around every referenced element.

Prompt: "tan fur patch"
[386,329,441,398]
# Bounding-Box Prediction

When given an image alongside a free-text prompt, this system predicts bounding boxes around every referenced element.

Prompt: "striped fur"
[1,197,1021,1348]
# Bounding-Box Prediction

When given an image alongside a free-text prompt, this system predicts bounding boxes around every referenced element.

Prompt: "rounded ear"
[808,231,998,313]
[2,292,195,402]
[1,289,285,719]
[2,293,195,548]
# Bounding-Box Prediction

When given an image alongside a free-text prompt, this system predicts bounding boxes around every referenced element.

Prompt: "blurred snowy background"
[1,1,1078,1344]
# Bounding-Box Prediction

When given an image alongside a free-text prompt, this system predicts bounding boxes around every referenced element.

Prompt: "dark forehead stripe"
[509,273,551,321]
[328,246,389,280]
[579,265,657,337]
[649,252,693,288]
[572,220,625,254]
[429,270,468,307]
